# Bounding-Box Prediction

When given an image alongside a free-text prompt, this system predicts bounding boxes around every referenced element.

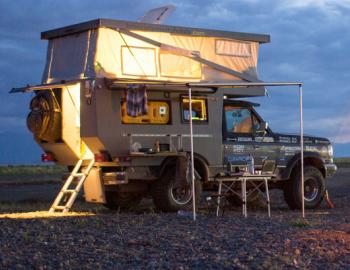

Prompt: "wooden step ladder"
[49,158,95,213]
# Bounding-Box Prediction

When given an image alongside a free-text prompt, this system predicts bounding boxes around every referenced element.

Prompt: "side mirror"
[256,121,268,134]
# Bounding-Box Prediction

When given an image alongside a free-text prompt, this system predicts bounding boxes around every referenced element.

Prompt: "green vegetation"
[334,157,350,168]
[0,165,66,175]
[290,219,311,228]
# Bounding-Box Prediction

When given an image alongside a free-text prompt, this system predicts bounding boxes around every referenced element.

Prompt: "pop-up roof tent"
[41,18,270,85]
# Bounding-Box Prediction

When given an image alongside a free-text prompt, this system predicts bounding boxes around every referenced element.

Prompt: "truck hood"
[274,133,331,145]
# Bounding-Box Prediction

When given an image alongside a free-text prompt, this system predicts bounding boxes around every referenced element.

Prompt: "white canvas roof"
[41,19,270,84]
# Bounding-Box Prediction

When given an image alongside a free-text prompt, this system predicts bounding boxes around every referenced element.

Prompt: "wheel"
[104,191,142,210]
[283,166,325,209]
[151,166,202,212]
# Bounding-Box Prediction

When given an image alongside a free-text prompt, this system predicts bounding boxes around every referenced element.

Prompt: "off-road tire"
[104,191,142,210]
[283,165,325,209]
[151,166,202,212]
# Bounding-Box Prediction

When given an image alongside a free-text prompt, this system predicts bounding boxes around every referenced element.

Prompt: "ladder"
[49,158,95,213]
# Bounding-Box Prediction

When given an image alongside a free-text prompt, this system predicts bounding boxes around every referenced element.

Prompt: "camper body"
[15,19,336,211]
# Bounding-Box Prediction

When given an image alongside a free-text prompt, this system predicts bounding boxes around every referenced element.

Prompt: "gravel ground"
[0,169,349,269]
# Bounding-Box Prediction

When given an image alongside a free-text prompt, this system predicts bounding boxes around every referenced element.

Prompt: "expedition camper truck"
[12,18,337,212]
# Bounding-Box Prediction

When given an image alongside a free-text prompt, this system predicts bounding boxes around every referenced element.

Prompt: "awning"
[186,81,305,221]
[9,81,82,93]
[10,79,268,98]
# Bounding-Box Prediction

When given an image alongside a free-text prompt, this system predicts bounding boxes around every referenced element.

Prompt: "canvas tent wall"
[41,19,270,84]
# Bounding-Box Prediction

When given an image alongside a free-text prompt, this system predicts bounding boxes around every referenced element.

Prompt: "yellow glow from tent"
[121,46,157,76]
[159,53,201,78]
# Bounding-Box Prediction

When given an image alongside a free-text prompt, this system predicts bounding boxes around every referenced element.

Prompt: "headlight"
[328,144,334,158]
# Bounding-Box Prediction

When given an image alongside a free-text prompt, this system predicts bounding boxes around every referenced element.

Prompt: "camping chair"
[214,159,276,218]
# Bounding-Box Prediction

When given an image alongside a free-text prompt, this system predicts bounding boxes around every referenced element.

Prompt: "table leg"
[216,180,222,217]
[240,180,244,216]
[243,179,247,218]
[264,178,271,218]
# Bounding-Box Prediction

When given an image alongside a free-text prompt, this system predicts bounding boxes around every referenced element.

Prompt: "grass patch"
[290,218,311,228]
[0,165,66,175]
[334,157,350,168]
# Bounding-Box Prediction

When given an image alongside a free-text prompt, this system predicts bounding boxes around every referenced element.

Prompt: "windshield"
[224,106,260,134]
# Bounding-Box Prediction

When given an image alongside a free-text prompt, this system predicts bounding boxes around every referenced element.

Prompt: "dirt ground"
[0,168,349,269]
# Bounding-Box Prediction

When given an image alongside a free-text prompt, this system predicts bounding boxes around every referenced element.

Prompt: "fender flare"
[158,153,209,182]
[282,151,326,179]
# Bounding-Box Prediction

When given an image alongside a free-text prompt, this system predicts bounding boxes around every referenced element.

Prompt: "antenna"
[139,5,176,24]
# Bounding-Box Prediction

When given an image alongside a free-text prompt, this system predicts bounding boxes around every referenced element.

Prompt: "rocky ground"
[0,168,349,269]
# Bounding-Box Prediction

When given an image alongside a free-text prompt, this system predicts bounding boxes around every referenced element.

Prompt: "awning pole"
[299,85,305,218]
[188,86,196,221]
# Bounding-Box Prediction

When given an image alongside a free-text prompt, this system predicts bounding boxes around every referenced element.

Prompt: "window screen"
[159,53,202,78]
[121,46,157,76]
[216,39,251,57]
[50,33,89,79]
[181,97,208,122]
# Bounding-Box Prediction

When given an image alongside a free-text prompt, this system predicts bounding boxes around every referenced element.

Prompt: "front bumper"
[325,163,337,178]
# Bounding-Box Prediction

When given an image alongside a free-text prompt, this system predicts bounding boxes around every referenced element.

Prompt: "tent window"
[121,46,157,76]
[121,101,170,124]
[50,33,89,79]
[159,52,202,78]
[215,39,251,57]
[181,97,208,123]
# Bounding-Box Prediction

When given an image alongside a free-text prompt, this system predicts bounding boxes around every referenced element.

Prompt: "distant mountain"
[0,132,42,165]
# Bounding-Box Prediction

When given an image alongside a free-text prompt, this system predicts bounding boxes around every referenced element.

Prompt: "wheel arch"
[282,152,326,179]
[158,152,209,182]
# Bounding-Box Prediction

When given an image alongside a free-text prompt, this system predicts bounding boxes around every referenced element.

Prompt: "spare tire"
[27,91,61,142]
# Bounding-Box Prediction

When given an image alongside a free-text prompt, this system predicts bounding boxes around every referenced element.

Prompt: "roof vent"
[139,5,176,24]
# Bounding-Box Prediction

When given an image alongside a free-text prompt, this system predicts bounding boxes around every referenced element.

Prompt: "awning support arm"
[188,86,196,221]
[299,85,305,218]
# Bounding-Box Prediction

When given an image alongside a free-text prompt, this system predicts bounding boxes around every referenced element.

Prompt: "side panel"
[61,84,81,157]
[39,83,94,164]
[81,82,224,170]
[80,80,106,154]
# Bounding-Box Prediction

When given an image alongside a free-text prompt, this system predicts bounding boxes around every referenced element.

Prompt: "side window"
[252,114,260,132]
[225,106,253,134]
[121,46,157,76]
[121,101,170,124]
[215,39,251,57]
[181,97,208,122]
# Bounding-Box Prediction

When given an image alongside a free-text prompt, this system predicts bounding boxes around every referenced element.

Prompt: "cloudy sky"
[1,0,350,163]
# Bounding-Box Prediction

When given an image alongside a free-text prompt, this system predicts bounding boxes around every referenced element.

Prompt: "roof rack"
[41,18,271,43]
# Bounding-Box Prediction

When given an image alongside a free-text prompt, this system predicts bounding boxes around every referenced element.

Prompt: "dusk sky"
[1,0,350,163]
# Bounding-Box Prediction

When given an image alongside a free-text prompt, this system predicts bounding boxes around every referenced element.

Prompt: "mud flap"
[175,155,189,188]
[175,155,202,188]
[83,167,106,203]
